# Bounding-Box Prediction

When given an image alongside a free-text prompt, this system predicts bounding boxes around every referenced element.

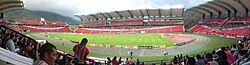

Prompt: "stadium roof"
[75,8,184,21]
[186,0,250,16]
[0,0,24,13]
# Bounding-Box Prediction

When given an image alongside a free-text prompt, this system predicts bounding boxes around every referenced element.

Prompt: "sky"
[23,0,212,20]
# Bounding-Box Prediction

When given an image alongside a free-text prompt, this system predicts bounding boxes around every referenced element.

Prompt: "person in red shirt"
[73,38,90,65]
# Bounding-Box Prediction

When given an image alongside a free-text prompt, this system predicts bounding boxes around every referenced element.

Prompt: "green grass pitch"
[46,33,174,46]
[27,33,239,64]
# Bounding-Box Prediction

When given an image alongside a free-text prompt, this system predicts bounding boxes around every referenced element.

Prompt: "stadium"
[0,0,250,65]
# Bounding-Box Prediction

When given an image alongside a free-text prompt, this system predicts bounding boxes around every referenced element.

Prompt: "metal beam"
[0,1,22,6]
[188,8,208,15]
[170,8,172,17]
[202,4,220,13]
[158,9,161,17]
[0,5,23,12]
[235,0,249,16]
[187,9,203,14]
[194,7,212,14]
[208,2,230,13]
[105,13,113,19]
[115,11,123,18]
[216,1,236,12]
[146,9,150,17]
[89,14,98,20]
[139,10,144,17]
[127,10,133,18]
[100,13,107,20]
[234,0,248,10]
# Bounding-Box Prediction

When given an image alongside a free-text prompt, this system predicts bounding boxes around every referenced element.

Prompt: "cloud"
[23,0,212,20]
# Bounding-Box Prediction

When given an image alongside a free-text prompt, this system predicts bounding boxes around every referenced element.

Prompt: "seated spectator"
[195,54,205,65]
[136,59,140,65]
[233,50,248,65]
[1,30,15,52]
[107,57,112,65]
[221,47,236,64]
[33,43,57,65]
[205,53,218,65]
[212,51,218,60]
[216,51,229,65]
[186,57,196,65]
[112,56,119,65]
[171,56,179,65]
[119,57,122,64]
[140,62,144,65]
[129,57,134,64]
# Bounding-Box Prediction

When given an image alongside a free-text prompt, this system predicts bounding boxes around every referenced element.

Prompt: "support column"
[234,9,237,17]
[228,10,231,18]
[218,11,221,18]
[246,9,249,17]
[0,13,3,19]
[203,14,205,20]
[210,12,213,19]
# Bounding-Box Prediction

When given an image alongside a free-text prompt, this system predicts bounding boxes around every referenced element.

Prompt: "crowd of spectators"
[0,25,95,65]
[169,37,250,65]
[106,56,144,65]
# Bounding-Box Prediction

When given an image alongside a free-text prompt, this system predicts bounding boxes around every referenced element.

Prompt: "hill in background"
[3,9,80,24]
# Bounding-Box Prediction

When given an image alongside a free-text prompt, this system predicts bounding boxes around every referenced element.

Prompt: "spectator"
[231,44,238,54]
[195,54,205,65]
[119,57,122,64]
[187,57,196,65]
[184,55,189,64]
[112,56,119,65]
[140,62,144,65]
[125,58,129,65]
[221,47,236,64]
[164,50,167,56]
[107,57,111,65]
[33,43,57,65]
[73,38,89,64]
[205,53,218,65]
[212,51,218,60]
[172,56,178,65]
[130,50,133,57]
[1,30,15,52]
[129,57,134,64]
[162,63,166,65]
[216,51,229,65]
[233,50,248,65]
[136,59,140,65]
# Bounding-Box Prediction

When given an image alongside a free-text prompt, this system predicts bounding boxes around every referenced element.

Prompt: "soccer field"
[46,33,174,46]
[28,33,239,64]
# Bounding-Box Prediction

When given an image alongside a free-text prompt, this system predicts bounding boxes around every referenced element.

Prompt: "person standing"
[130,50,133,57]
[164,50,167,56]
[73,38,90,65]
